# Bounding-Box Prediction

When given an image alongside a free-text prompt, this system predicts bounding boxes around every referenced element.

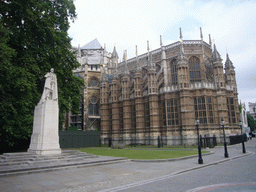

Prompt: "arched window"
[88,97,99,116]
[189,56,201,83]
[170,59,177,85]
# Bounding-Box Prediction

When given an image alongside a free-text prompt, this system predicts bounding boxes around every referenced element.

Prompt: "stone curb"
[171,151,254,176]
[131,151,214,162]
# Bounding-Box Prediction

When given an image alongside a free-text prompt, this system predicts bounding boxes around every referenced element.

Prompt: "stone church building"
[66,28,240,145]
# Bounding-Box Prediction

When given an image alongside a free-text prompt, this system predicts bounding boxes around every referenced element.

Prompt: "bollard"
[108,138,112,148]
[158,136,161,148]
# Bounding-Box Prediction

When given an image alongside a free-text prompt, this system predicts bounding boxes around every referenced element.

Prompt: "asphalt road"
[101,141,256,192]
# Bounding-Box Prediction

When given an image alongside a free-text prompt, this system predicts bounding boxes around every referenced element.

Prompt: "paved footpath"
[0,139,255,192]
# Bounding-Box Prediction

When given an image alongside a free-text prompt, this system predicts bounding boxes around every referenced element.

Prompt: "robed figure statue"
[39,68,58,103]
[28,68,61,155]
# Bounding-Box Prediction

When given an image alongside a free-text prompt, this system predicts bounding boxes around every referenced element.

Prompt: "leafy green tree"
[247,114,256,133]
[0,0,83,152]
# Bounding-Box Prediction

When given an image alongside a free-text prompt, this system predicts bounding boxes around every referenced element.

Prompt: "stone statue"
[28,68,61,155]
[39,68,58,103]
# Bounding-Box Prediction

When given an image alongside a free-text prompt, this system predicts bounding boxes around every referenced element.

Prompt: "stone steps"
[0,150,128,176]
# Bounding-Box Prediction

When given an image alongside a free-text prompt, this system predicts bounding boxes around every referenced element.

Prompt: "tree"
[0,0,84,152]
[247,114,256,133]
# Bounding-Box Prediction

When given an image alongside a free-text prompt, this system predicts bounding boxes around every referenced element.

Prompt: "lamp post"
[239,121,246,153]
[195,118,203,164]
[221,119,229,158]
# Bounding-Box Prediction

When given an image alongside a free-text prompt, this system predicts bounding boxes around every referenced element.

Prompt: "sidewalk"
[0,139,254,192]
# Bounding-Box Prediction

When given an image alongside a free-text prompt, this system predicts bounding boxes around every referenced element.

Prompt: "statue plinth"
[28,68,61,155]
[28,100,61,155]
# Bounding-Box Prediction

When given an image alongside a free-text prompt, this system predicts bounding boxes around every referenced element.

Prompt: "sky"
[68,0,256,110]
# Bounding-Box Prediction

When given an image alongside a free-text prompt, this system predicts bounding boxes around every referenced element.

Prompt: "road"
[101,141,256,192]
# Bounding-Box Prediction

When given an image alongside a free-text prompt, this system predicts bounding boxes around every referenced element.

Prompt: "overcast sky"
[68,0,256,110]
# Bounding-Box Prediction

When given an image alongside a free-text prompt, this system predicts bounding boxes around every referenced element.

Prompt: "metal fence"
[102,135,218,148]
[229,134,247,145]
[59,131,100,148]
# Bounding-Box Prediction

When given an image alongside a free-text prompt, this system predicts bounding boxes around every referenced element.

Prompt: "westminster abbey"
[66,28,240,145]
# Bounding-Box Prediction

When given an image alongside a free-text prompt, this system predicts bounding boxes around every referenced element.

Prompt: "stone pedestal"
[28,100,61,155]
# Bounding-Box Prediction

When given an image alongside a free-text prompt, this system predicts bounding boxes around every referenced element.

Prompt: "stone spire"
[212,44,222,62]
[225,53,234,69]
[123,50,130,75]
[200,27,203,41]
[179,28,183,42]
[112,46,119,70]
[209,34,212,48]
[78,44,81,58]
[112,46,118,60]
[147,40,150,66]
[147,41,155,70]
[135,45,141,71]
[77,44,81,64]
[160,35,163,47]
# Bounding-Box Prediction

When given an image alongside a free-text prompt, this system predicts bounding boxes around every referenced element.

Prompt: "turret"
[177,28,190,89]
[147,41,157,95]
[134,45,143,98]
[100,67,109,104]
[160,35,168,87]
[77,44,81,64]
[212,44,225,88]
[121,50,130,100]
[225,53,237,92]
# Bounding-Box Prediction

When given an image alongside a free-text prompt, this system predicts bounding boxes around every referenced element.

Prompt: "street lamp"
[239,121,246,153]
[195,118,203,164]
[221,119,229,158]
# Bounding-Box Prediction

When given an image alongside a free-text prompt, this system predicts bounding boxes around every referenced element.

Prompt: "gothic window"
[131,101,136,135]
[88,97,99,116]
[189,56,201,83]
[170,59,177,85]
[207,97,214,123]
[90,77,98,87]
[156,63,161,73]
[161,100,166,126]
[205,60,214,82]
[166,99,179,125]
[227,97,236,123]
[194,96,213,124]
[119,104,123,137]
[145,102,150,128]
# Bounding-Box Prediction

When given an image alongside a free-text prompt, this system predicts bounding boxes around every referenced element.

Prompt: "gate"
[59,131,100,148]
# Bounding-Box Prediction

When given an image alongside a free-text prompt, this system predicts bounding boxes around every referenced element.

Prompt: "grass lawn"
[77,148,209,160]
